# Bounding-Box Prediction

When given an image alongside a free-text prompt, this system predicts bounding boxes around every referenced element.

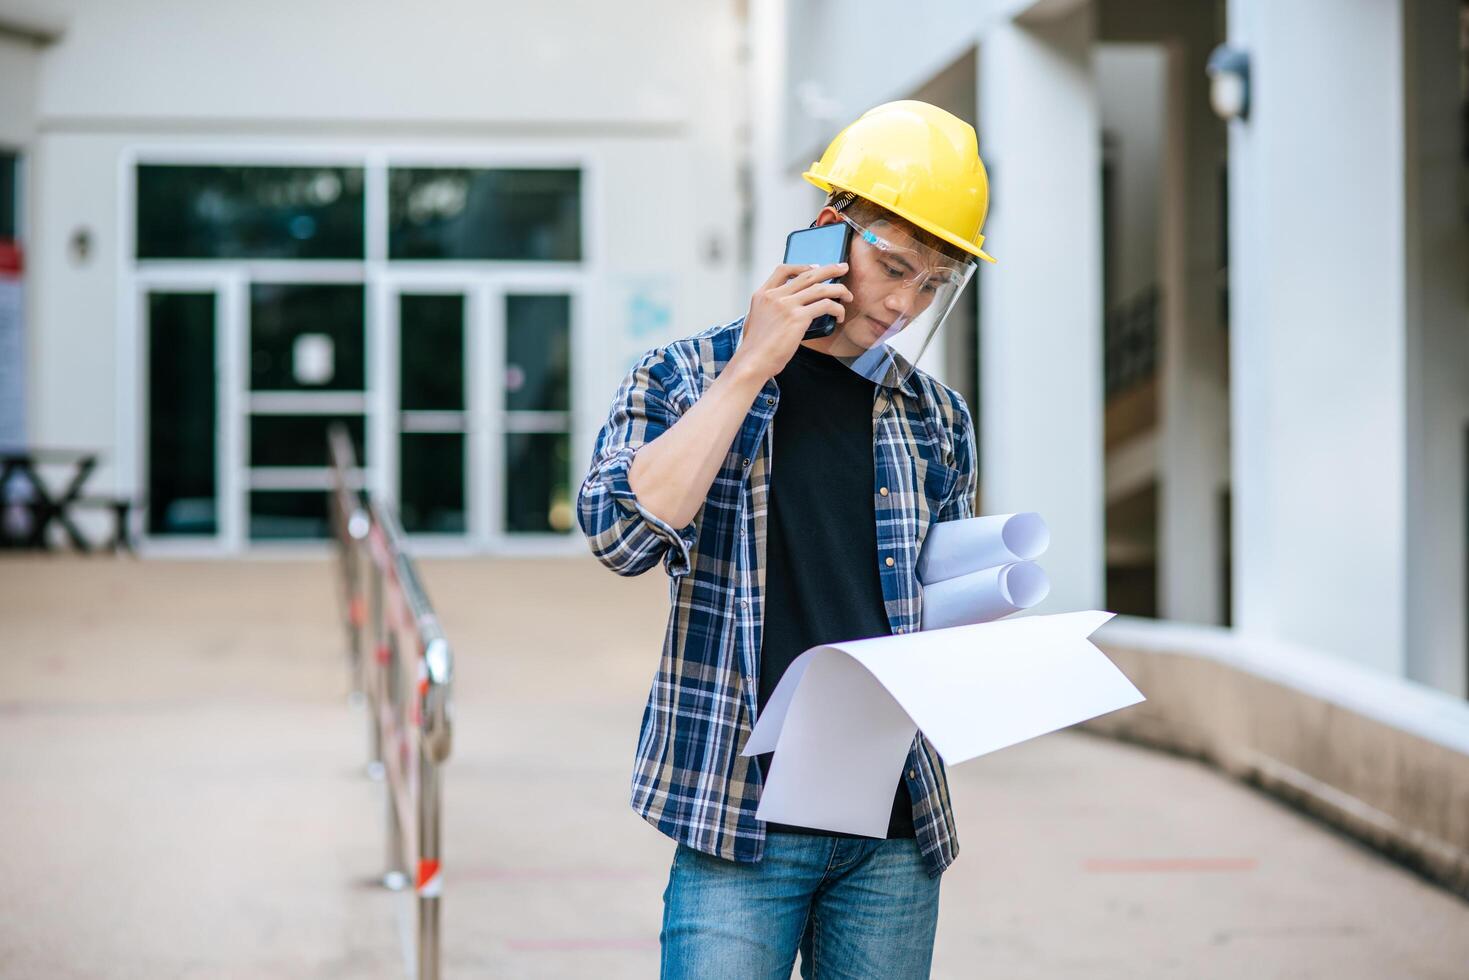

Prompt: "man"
[577,100,995,978]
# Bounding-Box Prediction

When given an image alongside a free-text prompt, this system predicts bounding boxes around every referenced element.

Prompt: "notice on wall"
[613,275,675,375]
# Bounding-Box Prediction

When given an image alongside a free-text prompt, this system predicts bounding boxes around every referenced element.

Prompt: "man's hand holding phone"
[730,262,851,386]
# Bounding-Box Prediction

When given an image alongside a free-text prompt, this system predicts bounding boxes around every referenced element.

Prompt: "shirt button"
[765,396,775,406]
[743,458,751,468]
[885,556,895,567]
[879,486,889,497]
[740,599,749,609]
[908,768,917,780]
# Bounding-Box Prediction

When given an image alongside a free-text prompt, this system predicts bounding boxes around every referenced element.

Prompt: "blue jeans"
[660,832,941,979]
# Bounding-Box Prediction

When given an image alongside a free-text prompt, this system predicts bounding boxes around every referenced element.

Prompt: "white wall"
[1226,0,1408,673]
[31,0,707,128]
[18,0,746,549]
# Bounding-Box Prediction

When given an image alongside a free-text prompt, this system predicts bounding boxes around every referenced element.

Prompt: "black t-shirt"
[755,342,915,839]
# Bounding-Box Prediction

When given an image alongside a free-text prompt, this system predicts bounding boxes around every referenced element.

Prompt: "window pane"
[400,294,464,411]
[250,415,364,468]
[250,283,364,391]
[389,168,581,261]
[505,294,570,412]
[249,490,330,540]
[147,292,216,535]
[400,433,466,534]
[505,432,572,534]
[137,165,365,260]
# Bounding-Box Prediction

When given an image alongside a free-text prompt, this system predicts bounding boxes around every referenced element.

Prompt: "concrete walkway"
[0,555,1465,978]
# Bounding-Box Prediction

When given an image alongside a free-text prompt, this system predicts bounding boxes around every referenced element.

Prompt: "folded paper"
[743,610,1141,836]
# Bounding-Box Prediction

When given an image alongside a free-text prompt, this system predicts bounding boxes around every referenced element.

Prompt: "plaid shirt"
[576,317,977,878]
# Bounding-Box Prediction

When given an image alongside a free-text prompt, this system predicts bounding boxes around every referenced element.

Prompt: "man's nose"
[884,286,917,319]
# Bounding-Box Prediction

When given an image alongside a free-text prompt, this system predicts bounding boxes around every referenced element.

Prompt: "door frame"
[381,269,586,556]
[129,269,245,555]
[119,142,602,555]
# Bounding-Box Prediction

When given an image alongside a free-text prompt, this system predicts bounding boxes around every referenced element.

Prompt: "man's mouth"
[866,315,895,331]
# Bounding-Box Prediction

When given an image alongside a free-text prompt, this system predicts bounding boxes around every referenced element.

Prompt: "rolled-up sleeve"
[576,348,697,578]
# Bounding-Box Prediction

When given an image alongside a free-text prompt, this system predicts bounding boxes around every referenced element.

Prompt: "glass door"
[394,288,472,538]
[245,280,368,542]
[497,292,575,542]
[143,289,222,541]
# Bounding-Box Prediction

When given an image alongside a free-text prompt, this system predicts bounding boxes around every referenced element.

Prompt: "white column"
[1226,0,1407,673]
[1157,34,1229,626]
[978,5,1105,613]
[1403,0,1469,694]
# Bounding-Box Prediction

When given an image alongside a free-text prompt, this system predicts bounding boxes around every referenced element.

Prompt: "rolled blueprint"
[916,512,1049,586]
[920,560,1050,631]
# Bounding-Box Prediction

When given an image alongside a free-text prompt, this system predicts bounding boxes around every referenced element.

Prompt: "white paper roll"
[916,512,1050,586]
[920,560,1051,631]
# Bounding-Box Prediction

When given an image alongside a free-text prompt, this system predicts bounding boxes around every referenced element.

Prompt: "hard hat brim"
[804,170,997,265]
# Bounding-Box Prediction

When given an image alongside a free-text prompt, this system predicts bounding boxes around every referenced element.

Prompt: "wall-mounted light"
[1206,44,1251,122]
[67,227,92,265]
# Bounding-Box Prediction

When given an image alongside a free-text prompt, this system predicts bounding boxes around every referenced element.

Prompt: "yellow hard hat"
[804,100,995,264]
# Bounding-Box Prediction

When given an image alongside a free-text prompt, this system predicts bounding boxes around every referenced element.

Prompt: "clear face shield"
[820,213,977,391]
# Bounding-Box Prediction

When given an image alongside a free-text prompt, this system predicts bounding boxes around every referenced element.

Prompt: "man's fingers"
[770,262,848,295]
[798,298,846,323]
[763,263,809,290]
[788,280,854,307]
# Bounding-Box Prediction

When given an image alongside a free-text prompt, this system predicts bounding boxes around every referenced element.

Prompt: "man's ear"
[813,206,843,227]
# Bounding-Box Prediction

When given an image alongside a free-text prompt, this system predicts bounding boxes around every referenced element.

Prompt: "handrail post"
[416,636,452,980]
[343,505,368,707]
[381,614,408,892]
[417,754,442,980]
[329,426,453,976]
[366,543,386,782]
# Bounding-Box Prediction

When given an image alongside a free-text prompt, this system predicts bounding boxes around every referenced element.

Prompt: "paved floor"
[1,555,1466,979]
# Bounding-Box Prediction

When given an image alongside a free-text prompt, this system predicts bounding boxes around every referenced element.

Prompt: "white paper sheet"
[916,512,1049,585]
[920,560,1050,631]
[742,610,1142,836]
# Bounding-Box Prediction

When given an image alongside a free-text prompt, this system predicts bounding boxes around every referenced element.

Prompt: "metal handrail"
[328,424,454,980]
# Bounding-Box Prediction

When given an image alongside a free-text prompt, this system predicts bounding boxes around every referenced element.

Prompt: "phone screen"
[783,223,851,339]
[784,223,849,267]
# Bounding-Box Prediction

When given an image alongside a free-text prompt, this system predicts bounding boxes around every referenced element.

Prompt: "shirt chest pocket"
[910,456,962,523]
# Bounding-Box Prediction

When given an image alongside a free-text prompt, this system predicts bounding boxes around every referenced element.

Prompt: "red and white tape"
[417,858,442,897]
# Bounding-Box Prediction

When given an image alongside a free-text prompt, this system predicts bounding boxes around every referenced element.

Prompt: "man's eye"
[882,264,905,278]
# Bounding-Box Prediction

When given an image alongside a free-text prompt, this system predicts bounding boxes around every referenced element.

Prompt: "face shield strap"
[809,190,860,230]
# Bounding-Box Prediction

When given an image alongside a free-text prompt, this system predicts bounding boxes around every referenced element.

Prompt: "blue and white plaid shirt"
[576,317,977,878]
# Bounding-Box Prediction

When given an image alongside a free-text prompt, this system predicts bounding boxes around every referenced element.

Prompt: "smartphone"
[782,222,852,340]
